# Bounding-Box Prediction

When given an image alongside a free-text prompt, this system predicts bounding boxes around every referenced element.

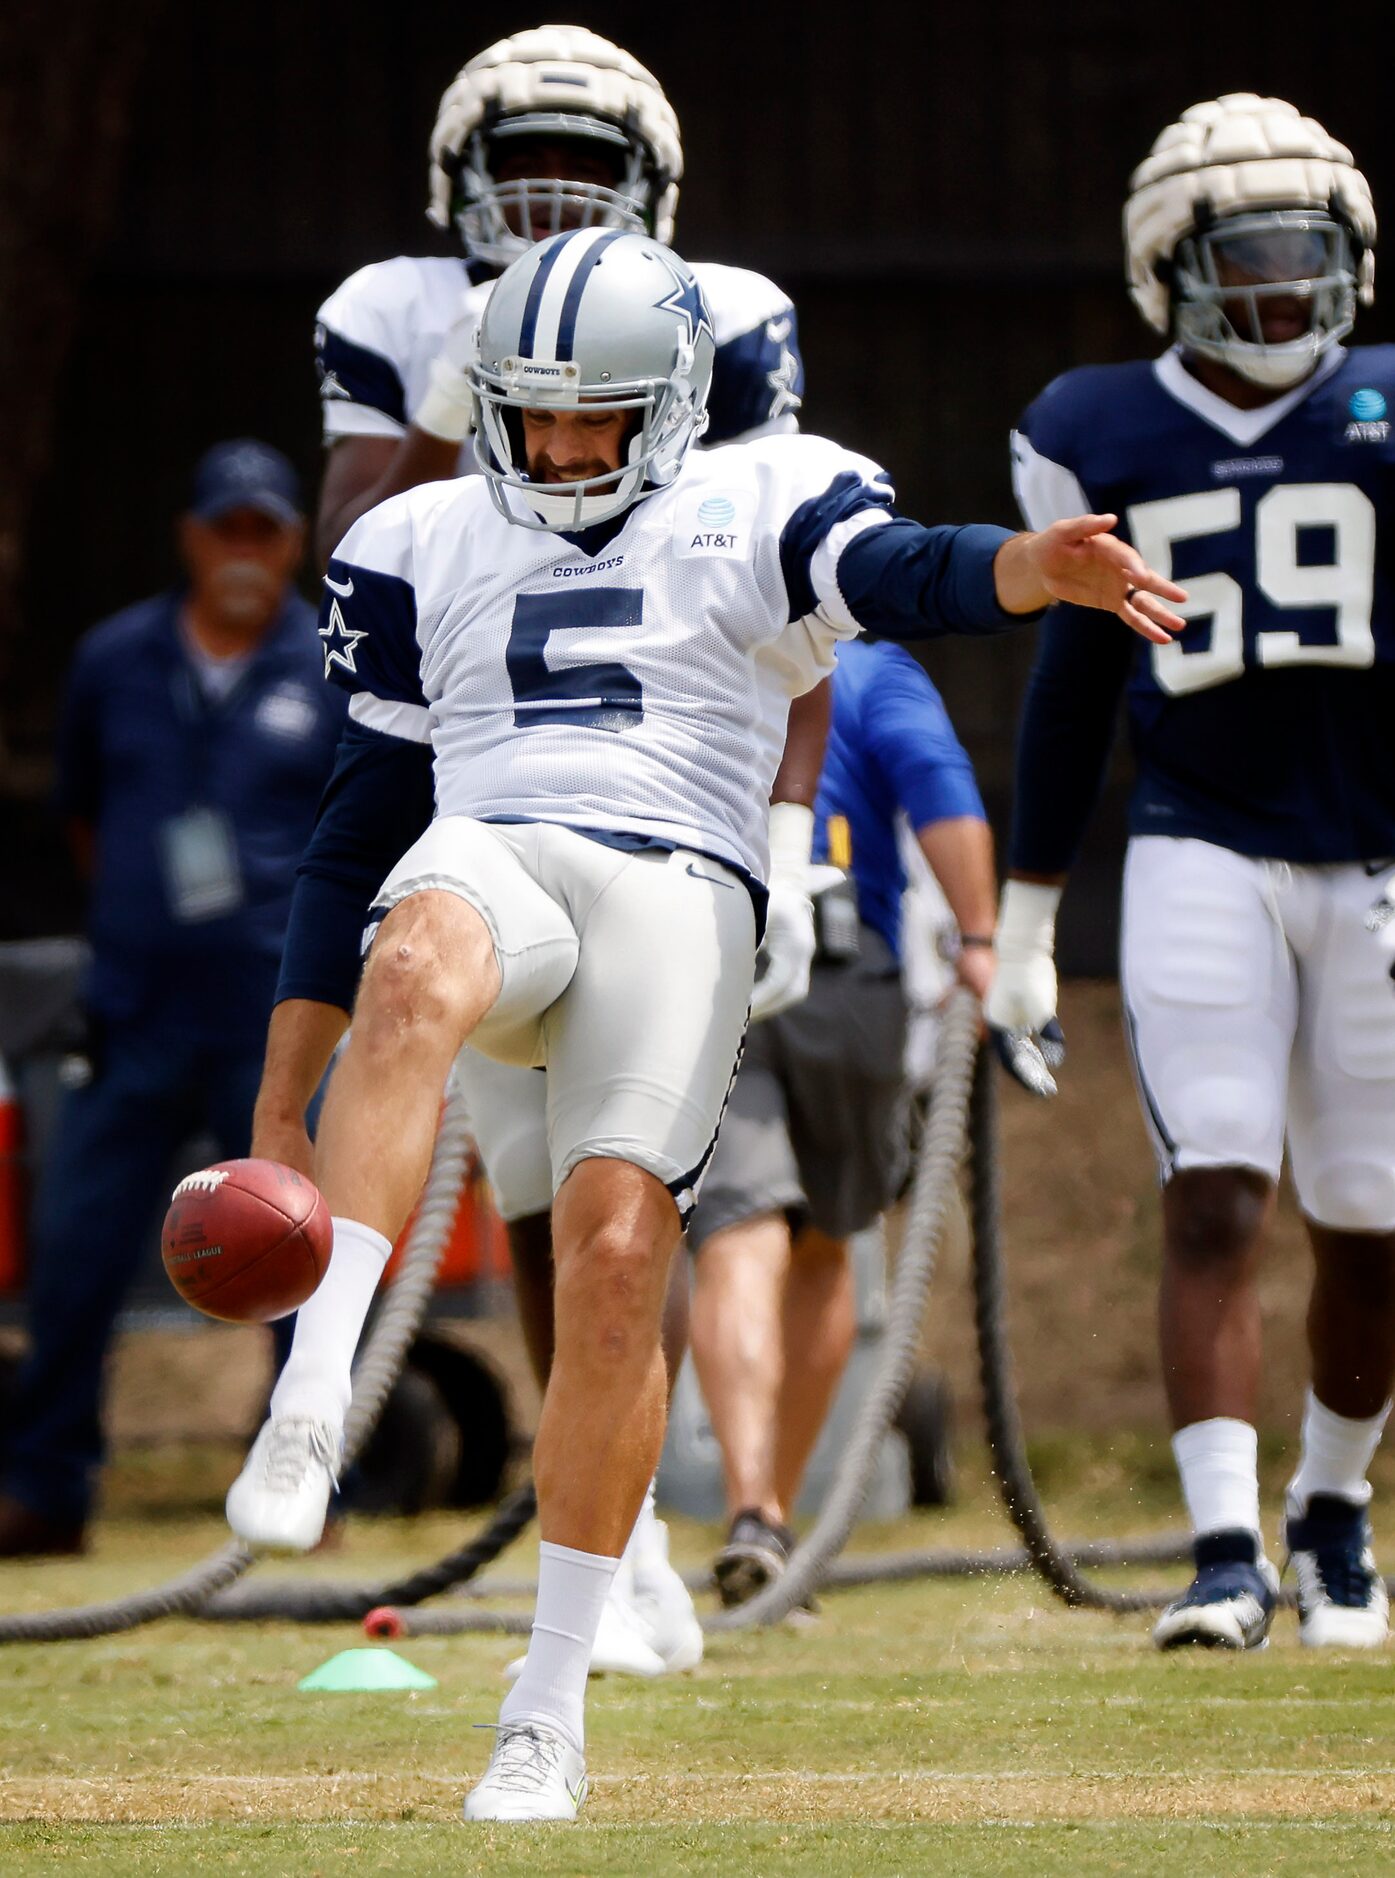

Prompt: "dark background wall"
[7,0,1392,965]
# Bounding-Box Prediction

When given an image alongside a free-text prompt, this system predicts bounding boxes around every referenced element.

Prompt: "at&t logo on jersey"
[675,489,757,558]
[1345,387,1390,444]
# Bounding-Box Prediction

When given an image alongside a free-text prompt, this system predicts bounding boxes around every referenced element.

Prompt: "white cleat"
[628,1519,704,1671]
[1284,1495,1391,1650]
[461,1721,587,1824]
[503,1583,666,1684]
[225,1416,341,1552]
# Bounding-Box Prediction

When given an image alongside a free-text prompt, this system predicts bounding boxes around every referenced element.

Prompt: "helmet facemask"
[473,339,709,532]
[1171,207,1360,388]
[450,111,659,268]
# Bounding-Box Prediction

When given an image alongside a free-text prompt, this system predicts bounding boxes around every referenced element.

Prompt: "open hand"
[1027,514,1188,644]
[996,514,1189,644]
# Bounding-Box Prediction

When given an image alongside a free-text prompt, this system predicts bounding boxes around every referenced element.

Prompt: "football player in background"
[233,230,1183,1820]
[988,95,1395,1651]
[264,23,827,1676]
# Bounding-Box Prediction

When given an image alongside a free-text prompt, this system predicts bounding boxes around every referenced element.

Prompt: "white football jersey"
[315,254,804,463]
[319,434,895,884]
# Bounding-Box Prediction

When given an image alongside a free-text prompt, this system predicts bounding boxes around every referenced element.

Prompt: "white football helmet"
[470,228,714,532]
[1125,94,1376,388]
[428,25,683,269]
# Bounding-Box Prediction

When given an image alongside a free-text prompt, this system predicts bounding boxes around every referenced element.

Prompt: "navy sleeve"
[275,719,436,1010]
[54,638,104,821]
[704,310,804,442]
[863,656,987,831]
[1008,601,1135,875]
[319,557,426,708]
[833,517,1036,639]
[839,518,1031,640]
[778,472,1032,640]
[315,321,408,426]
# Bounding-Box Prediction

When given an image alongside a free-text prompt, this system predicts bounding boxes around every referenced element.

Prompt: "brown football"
[161,1159,332,1323]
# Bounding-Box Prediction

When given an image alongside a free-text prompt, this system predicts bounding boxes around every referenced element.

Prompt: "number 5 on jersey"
[507,588,645,732]
[1128,483,1376,696]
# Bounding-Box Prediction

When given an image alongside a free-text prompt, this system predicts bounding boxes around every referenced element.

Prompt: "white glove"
[983,879,1065,1097]
[749,802,819,1024]
[412,302,479,445]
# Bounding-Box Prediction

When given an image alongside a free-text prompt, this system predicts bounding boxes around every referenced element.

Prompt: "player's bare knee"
[558,1222,665,1360]
[1164,1167,1270,1274]
[357,941,471,1059]
[358,946,444,1039]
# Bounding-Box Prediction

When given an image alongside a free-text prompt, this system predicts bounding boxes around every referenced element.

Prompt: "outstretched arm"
[828,512,1187,646]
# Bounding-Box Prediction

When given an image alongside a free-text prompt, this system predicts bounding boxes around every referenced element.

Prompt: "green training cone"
[298,1647,438,1693]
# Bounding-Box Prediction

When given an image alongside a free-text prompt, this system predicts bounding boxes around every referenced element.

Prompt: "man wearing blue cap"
[0,440,344,1556]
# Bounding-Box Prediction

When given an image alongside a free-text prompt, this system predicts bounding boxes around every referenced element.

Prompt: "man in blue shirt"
[0,440,345,1556]
[685,637,997,1601]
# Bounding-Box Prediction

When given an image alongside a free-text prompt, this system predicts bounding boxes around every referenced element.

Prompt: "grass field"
[2,1442,1393,1875]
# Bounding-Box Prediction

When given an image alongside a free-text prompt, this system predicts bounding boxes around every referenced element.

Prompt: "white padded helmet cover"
[428,24,683,242]
[1125,93,1376,332]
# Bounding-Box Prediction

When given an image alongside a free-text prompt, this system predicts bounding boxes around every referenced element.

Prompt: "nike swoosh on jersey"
[323,574,355,597]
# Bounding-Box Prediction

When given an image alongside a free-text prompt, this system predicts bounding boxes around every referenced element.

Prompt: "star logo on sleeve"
[319,597,366,677]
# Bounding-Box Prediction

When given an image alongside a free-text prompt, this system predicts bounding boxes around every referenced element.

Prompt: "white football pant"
[1121,835,1395,1231]
[373,817,755,1216]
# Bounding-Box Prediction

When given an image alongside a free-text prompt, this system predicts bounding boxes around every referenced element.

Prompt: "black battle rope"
[199,1485,539,1623]
[969,1046,1191,1612]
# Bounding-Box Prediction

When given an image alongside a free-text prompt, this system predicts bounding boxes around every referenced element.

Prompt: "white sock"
[500,1540,618,1753]
[1286,1390,1390,1516]
[269,1217,391,1427]
[1172,1417,1261,1542]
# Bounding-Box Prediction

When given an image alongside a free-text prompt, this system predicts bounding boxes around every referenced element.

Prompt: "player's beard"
[534,461,614,486]
[208,559,281,626]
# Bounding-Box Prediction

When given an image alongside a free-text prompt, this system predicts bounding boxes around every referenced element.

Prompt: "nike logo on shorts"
[686,861,735,889]
[323,573,354,597]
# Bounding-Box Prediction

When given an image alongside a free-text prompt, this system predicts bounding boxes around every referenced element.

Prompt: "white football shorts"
[1120,835,1395,1231]
[371,817,755,1216]
[452,1049,552,1223]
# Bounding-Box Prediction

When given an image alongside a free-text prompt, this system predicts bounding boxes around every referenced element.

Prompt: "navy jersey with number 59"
[1008,343,1395,870]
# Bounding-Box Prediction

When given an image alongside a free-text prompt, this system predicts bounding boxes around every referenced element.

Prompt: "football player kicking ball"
[989,94,1395,1652]
[234,230,1182,1822]
[263,23,826,1677]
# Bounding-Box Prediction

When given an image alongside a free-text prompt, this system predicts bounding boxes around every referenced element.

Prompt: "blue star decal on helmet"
[651,252,714,351]
[318,596,367,677]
